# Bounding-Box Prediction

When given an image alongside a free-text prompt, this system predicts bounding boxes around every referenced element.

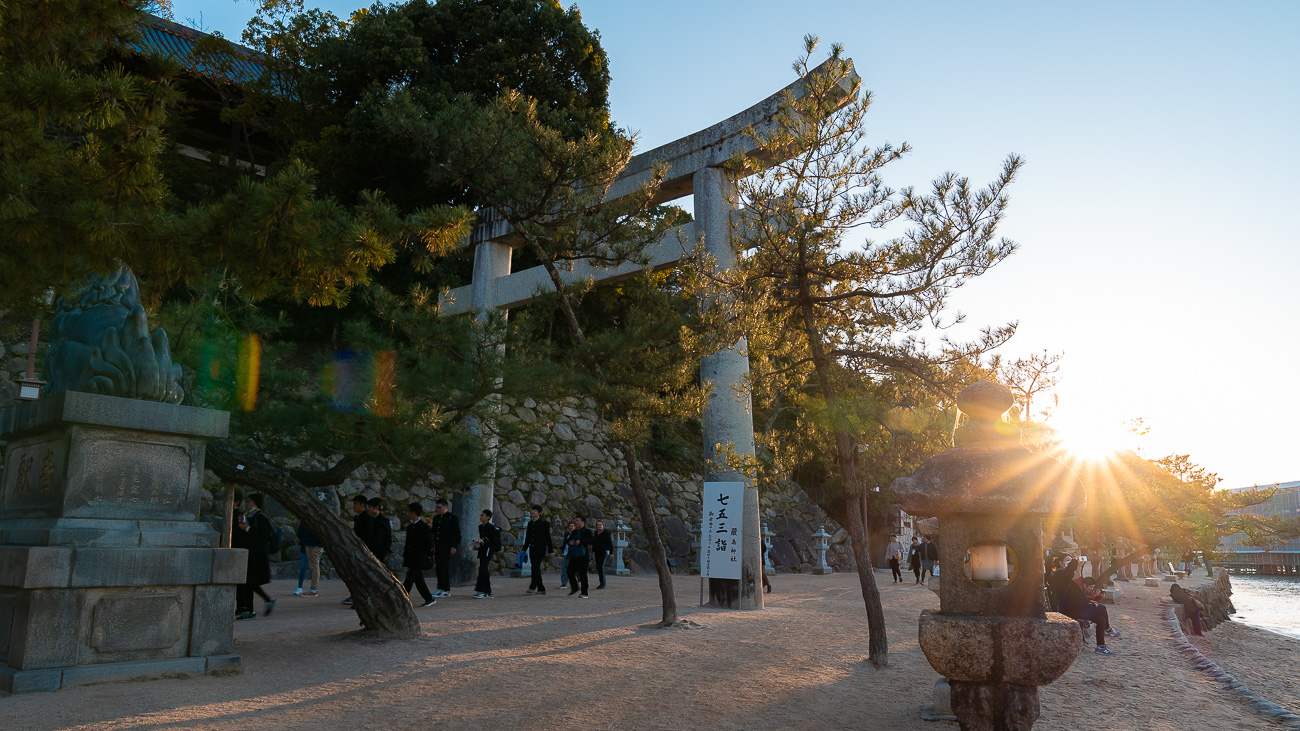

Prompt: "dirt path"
[3,571,1294,730]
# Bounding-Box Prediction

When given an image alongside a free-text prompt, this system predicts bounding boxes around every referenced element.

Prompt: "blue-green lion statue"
[45,265,184,404]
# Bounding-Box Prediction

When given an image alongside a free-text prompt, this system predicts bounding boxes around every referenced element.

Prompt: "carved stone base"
[950,681,1040,731]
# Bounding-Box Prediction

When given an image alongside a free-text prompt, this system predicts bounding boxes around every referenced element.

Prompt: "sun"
[1050,411,1137,463]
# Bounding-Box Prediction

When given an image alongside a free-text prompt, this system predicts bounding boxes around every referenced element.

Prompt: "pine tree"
[706,37,1023,666]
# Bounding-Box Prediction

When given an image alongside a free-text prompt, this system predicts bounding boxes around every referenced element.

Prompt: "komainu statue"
[45,265,185,403]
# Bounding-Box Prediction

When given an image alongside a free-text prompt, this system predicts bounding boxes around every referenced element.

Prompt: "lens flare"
[371,350,396,417]
[236,334,261,411]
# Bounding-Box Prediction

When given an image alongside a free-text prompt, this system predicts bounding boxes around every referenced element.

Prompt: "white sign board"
[702,481,744,580]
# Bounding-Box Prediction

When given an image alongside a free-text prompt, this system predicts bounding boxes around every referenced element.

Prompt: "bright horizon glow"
[165,1,1300,489]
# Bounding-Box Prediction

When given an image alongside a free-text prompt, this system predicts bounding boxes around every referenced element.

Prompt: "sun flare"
[1051,412,1138,463]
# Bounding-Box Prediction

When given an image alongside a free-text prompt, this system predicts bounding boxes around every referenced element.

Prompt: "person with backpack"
[365,497,393,570]
[403,502,437,607]
[472,509,502,598]
[294,521,324,597]
[235,493,277,619]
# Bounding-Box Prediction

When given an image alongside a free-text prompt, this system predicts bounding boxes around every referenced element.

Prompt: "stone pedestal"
[0,392,243,694]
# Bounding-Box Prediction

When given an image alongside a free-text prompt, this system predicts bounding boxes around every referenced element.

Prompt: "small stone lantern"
[812,525,833,575]
[511,517,531,578]
[890,381,1086,731]
[762,520,776,576]
[611,515,632,576]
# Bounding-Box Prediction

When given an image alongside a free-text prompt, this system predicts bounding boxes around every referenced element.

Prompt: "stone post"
[689,521,702,574]
[611,515,631,576]
[456,237,512,585]
[0,392,242,694]
[695,165,762,611]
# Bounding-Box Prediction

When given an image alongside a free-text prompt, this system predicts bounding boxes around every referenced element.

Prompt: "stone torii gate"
[440,59,857,610]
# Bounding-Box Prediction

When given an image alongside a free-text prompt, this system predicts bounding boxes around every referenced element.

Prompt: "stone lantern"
[511,517,531,578]
[811,525,833,575]
[889,381,1086,731]
[611,515,632,576]
[761,520,776,576]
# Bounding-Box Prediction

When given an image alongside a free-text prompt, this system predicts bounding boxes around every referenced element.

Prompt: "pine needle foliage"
[700,36,1026,666]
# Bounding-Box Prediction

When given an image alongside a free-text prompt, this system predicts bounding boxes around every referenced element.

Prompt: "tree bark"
[621,441,679,626]
[220,482,234,549]
[795,273,888,665]
[206,442,421,639]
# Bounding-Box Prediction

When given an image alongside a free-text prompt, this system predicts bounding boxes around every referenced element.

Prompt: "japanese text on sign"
[702,482,743,579]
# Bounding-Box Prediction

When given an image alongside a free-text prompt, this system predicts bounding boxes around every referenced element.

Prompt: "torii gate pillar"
[454,239,511,585]
[696,166,763,610]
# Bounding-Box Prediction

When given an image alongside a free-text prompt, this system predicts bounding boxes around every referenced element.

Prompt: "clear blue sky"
[170,0,1300,488]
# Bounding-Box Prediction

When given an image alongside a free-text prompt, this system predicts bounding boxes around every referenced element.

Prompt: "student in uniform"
[402,502,437,607]
[473,509,502,598]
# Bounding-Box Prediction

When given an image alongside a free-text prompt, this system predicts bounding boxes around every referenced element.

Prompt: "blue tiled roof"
[132,14,267,84]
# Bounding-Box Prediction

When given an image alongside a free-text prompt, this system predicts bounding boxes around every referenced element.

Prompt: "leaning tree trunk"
[206,443,421,639]
[845,484,889,666]
[621,441,679,626]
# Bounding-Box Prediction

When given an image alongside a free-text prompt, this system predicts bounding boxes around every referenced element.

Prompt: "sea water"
[1229,574,1300,640]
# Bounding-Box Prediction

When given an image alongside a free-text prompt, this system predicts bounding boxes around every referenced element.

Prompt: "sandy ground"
[3,570,1297,730]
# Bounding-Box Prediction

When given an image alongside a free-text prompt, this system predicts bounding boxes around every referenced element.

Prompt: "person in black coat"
[235,493,277,620]
[907,537,923,584]
[1054,558,1121,654]
[402,502,436,607]
[430,498,461,597]
[591,519,614,589]
[524,505,555,595]
[472,509,502,598]
[565,516,595,597]
[920,536,939,584]
[343,495,373,606]
[365,497,393,566]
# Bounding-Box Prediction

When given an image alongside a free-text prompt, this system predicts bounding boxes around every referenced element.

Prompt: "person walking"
[563,519,591,598]
[920,535,939,585]
[524,505,555,595]
[885,534,905,584]
[908,536,923,584]
[402,502,437,607]
[473,510,502,598]
[591,519,613,589]
[430,498,461,598]
[293,521,324,597]
[365,497,393,569]
[342,495,373,606]
[235,493,277,619]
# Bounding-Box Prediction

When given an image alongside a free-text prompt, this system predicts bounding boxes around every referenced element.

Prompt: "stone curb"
[1161,604,1300,728]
